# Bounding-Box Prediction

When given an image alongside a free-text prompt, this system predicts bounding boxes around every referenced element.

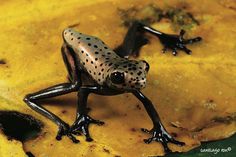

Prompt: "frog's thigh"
[114,21,148,58]
[61,44,81,83]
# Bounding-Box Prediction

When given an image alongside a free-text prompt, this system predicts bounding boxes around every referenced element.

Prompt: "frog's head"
[106,60,149,91]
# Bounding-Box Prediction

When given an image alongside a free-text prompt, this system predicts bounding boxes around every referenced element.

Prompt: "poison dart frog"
[24,21,202,153]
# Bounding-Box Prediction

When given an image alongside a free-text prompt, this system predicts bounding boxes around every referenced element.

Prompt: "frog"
[24,21,202,153]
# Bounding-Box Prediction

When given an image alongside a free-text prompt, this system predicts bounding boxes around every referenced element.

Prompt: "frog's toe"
[172,49,178,56]
[141,127,185,154]
[179,29,186,37]
[180,46,192,55]
[67,133,80,143]
[184,37,202,44]
[162,143,172,154]
[71,131,81,136]
[162,47,167,53]
[90,119,105,125]
[169,137,185,146]
[141,128,151,134]
[56,122,80,143]
[143,137,154,144]
[143,135,172,153]
[70,114,104,142]
[85,135,93,142]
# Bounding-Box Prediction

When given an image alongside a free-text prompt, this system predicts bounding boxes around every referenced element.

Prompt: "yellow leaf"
[0,0,235,156]
[0,133,26,157]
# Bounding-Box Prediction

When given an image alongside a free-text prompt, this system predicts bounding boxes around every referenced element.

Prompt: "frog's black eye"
[110,72,125,84]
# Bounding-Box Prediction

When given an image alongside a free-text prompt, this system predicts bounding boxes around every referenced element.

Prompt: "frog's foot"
[70,114,105,142]
[56,122,80,143]
[158,29,202,56]
[141,127,185,154]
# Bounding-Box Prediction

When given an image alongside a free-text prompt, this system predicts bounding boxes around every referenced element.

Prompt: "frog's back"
[63,28,123,85]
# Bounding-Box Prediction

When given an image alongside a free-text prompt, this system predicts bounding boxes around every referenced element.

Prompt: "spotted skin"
[63,28,149,90]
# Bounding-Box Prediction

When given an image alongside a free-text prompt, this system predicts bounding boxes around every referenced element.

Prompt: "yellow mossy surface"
[0,0,235,156]
[0,132,26,157]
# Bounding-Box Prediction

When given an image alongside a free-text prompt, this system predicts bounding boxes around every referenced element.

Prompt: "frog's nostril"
[63,28,72,36]
[62,29,68,38]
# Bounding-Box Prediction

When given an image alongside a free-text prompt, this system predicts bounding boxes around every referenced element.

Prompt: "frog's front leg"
[70,86,105,141]
[132,90,185,153]
[24,83,80,143]
[70,86,123,141]
[24,44,82,143]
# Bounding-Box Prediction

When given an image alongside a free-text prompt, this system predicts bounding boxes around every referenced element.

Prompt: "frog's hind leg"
[115,21,202,57]
[141,23,202,55]
[114,21,149,58]
[61,44,82,84]
[23,44,82,143]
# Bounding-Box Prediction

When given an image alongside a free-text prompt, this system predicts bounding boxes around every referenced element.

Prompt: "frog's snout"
[62,28,72,39]
[62,28,76,45]
[63,28,72,35]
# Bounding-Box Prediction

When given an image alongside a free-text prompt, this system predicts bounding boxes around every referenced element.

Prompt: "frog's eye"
[110,72,125,84]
